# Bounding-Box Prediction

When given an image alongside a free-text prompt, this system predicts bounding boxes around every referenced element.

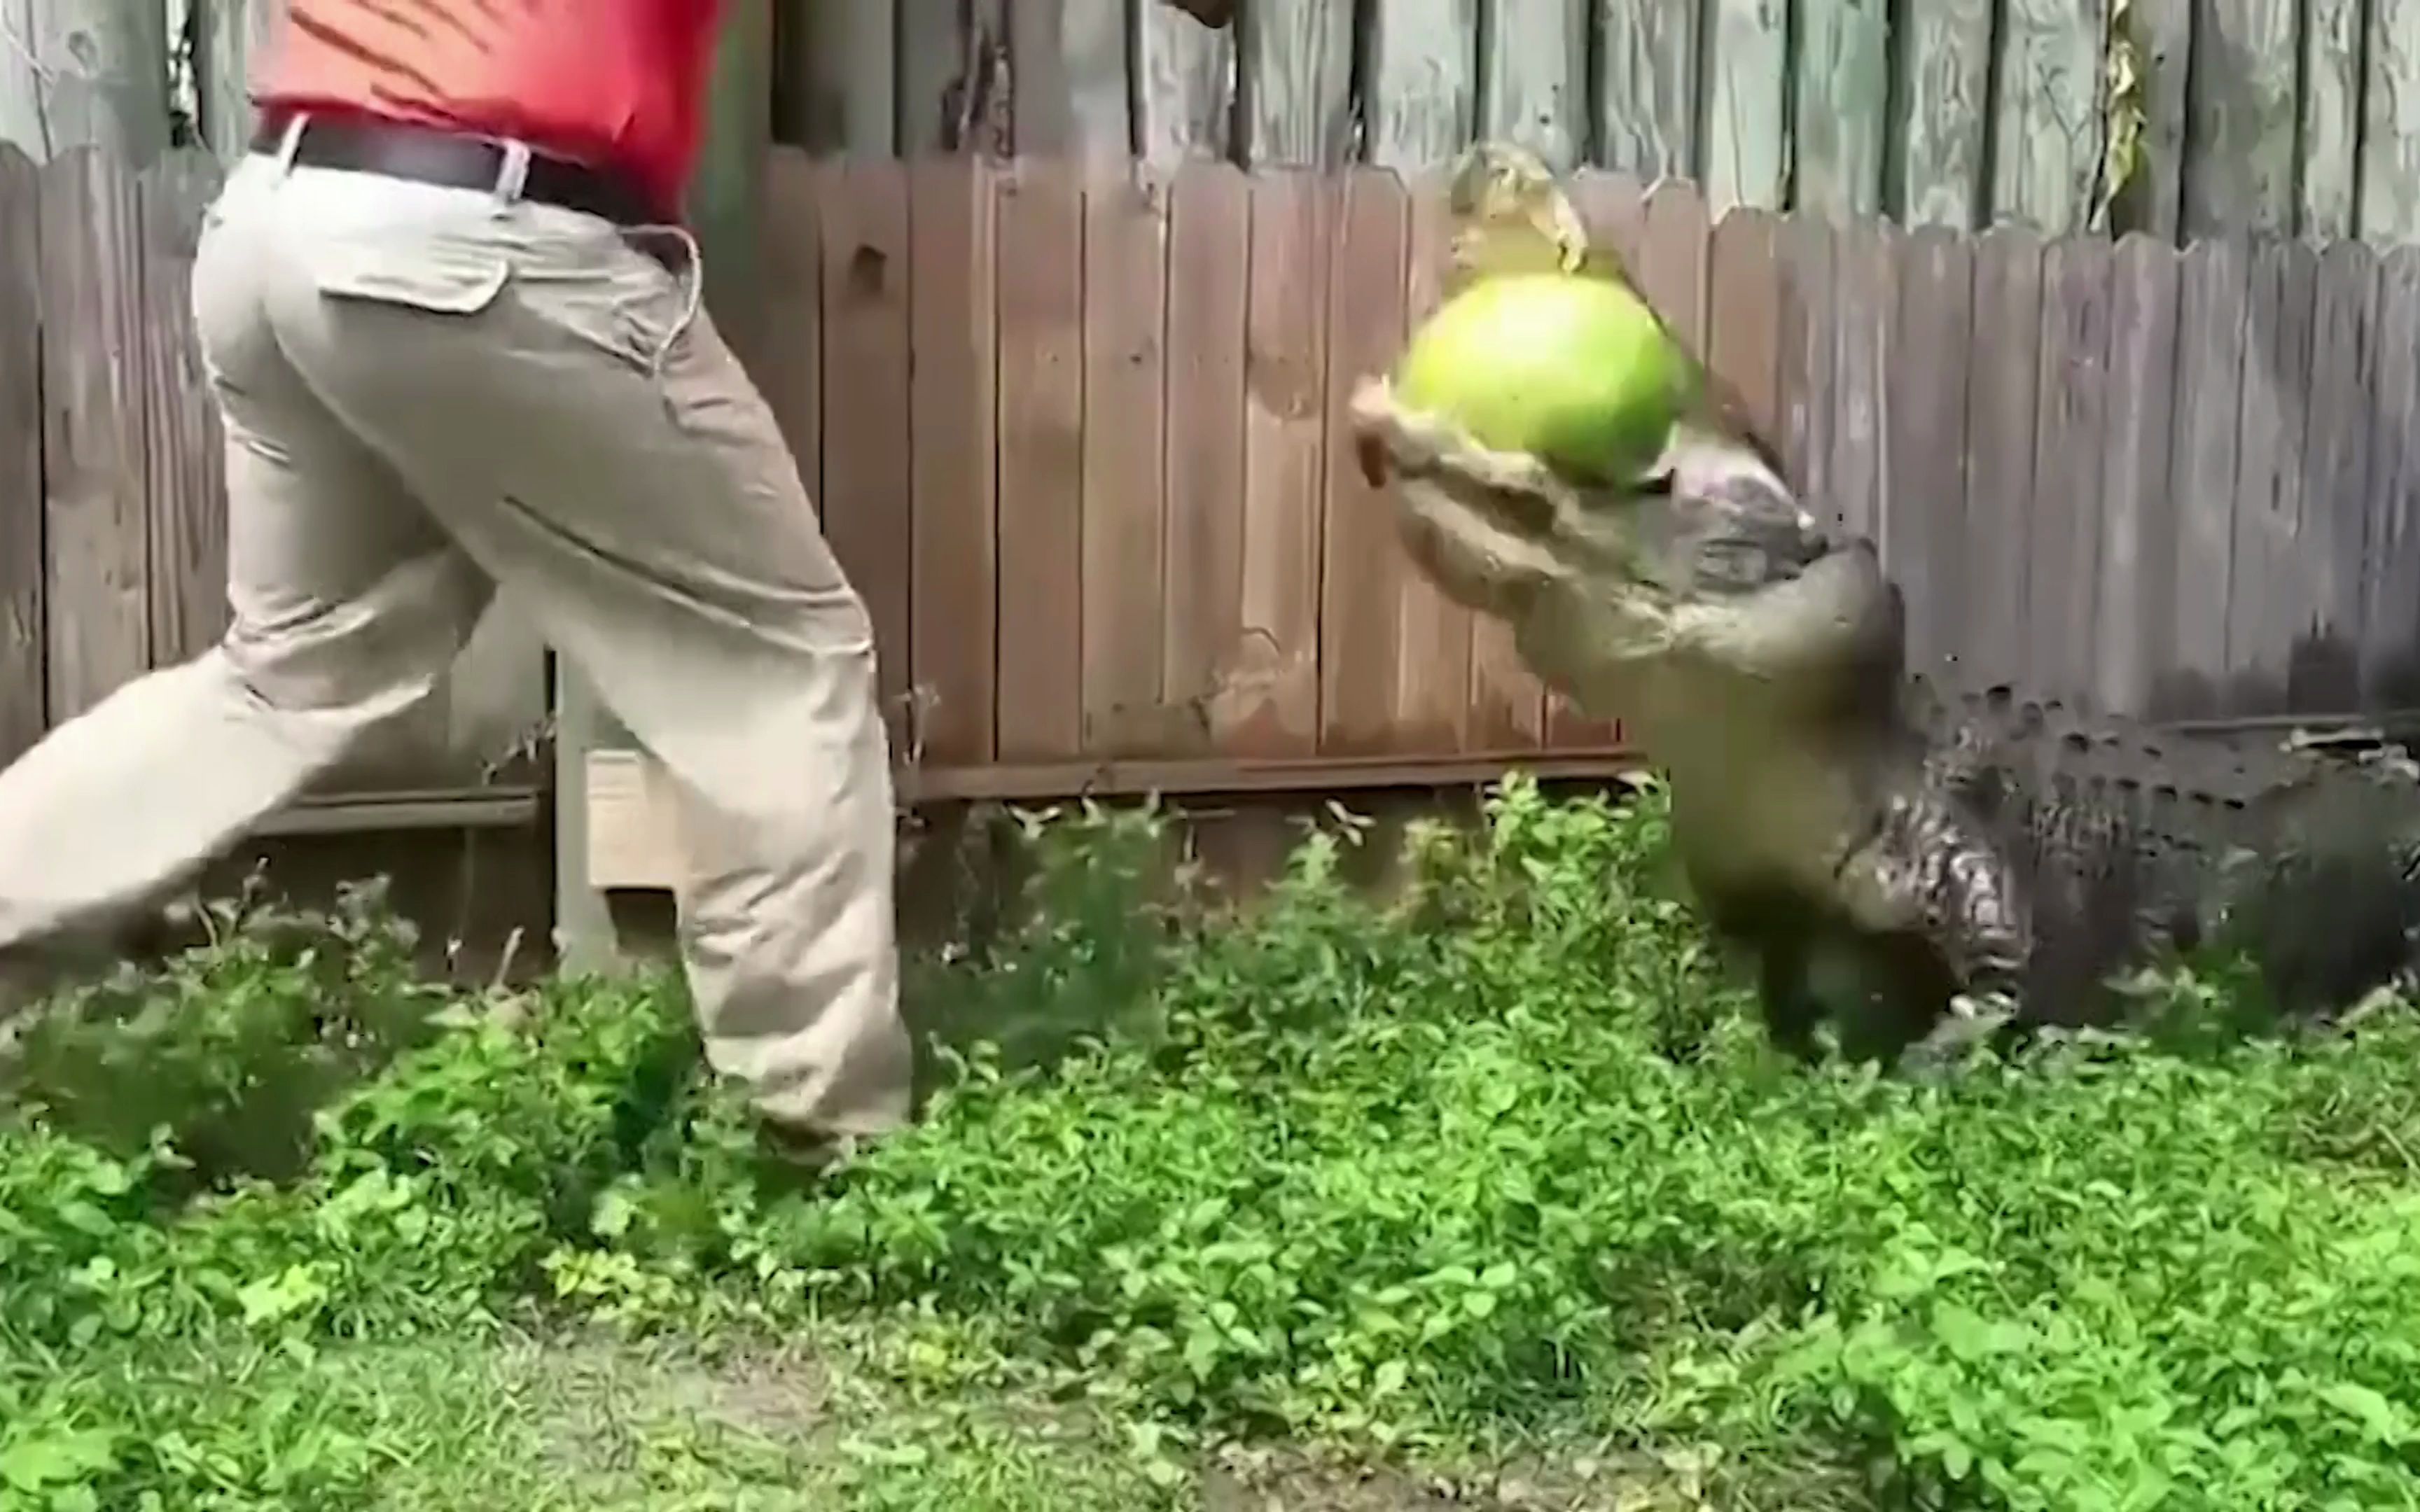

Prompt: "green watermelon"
[1393,272,1690,484]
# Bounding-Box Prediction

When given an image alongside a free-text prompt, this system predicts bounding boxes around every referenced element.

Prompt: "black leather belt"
[249,111,668,229]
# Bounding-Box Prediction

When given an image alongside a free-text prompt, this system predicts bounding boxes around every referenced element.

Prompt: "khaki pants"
[0,149,912,1138]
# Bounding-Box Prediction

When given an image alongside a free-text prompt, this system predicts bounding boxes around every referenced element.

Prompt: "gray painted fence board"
[1829,217,1895,542]
[1991,0,2109,234]
[1779,214,1838,517]
[1137,0,1239,167]
[1893,0,1993,229]
[2184,0,2298,237]
[1363,0,1480,170]
[2299,0,2365,241]
[1705,208,1784,448]
[0,147,39,762]
[1476,0,1591,172]
[2128,0,2192,240]
[1237,0,1357,166]
[1704,0,1792,215]
[1594,0,1697,181]
[1792,0,1891,221]
[2362,0,2420,245]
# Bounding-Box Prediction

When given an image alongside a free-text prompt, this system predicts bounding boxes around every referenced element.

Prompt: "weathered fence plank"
[2226,239,2316,712]
[1363,0,1479,171]
[1992,0,2108,234]
[1162,162,1252,756]
[1476,0,1591,173]
[2094,234,2182,716]
[2165,239,2250,715]
[757,153,823,506]
[1792,0,1890,221]
[2363,2,2420,245]
[1888,226,1973,680]
[2361,249,2420,705]
[2127,0,2193,240]
[2300,0,2365,241]
[1778,214,1837,517]
[39,148,151,722]
[1963,225,2046,690]
[2294,241,2376,710]
[1013,0,1132,162]
[1231,170,1329,755]
[907,158,999,766]
[2185,0,2299,238]
[1829,216,1896,543]
[1319,171,1413,756]
[2029,237,2113,704]
[1703,0,1790,216]
[1080,167,1174,753]
[1705,208,1783,448]
[1396,174,1477,750]
[137,154,228,667]
[817,161,915,744]
[1594,0,1697,181]
[993,163,1088,760]
[1136,1,1236,167]
[1893,0,1991,229]
[0,148,40,762]
[1236,0,1355,167]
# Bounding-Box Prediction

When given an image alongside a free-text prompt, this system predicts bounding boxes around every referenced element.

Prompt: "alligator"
[1348,146,2420,1065]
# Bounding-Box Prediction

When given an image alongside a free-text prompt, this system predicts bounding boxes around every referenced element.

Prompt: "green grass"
[6,776,2420,1510]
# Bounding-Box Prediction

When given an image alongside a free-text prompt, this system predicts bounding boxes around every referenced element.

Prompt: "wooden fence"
[0,143,548,822]
[756,0,2420,248]
[9,139,2420,830]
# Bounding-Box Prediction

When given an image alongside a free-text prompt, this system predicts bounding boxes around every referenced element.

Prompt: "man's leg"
[258,168,912,1140]
[0,159,489,974]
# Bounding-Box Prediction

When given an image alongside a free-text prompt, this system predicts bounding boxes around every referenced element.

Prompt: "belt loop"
[274,112,307,177]
[492,139,532,210]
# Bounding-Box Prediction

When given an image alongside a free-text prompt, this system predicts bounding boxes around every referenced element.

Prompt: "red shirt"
[254,0,726,220]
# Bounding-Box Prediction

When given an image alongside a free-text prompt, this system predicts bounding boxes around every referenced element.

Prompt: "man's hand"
[1162,0,1236,27]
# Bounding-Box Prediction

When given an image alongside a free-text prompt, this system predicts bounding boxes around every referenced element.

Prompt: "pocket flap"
[309,239,510,316]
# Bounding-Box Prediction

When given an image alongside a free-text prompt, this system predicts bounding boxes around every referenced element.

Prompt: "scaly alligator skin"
[1345,155,2420,1059]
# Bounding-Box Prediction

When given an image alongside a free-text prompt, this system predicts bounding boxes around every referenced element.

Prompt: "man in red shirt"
[0,0,924,1160]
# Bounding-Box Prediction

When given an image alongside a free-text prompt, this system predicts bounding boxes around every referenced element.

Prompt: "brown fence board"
[2029,236,2113,704]
[2295,239,2377,710]
[2226,239,2317,711]
[2166,239,2249,715]
[1318,168,1412,756]
[1080,167,1176,755]
[1395,173,1477,752]
[1877,227,1975,677]
[0,148,41,764]
[1545,168,1648,746]
[2363,247,2420,706]
[1889,226,1974,681]
[817,160,915,744]
[1705,208,1783,454]
[1830,218,1896,544]
[906,158,999,766]
[993,162,1088,760]
[39,149,153,724]
[1778,214,1837,519]
[1162,162,1252,755]
[2095,234,2182,715]
[1963,225,2045,690]
[1230,169,1328,757]
[137,154,229,668]
[758,152,825,506]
